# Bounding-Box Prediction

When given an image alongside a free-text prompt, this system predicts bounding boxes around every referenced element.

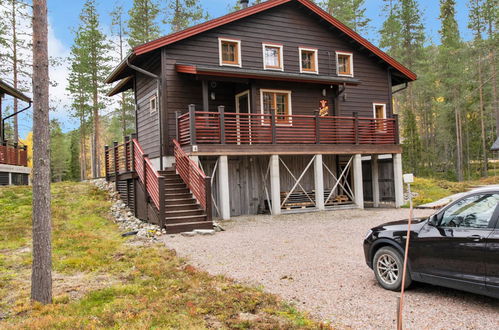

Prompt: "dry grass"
[0,182,329,329]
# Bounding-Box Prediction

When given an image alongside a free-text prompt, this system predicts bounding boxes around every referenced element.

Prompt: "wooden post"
[158,176,166,228]
[271,113,277,144]
[205,176,212,221]
[270,155,281,215]
[218,155,230,220]
[354,112,359,145]
[353,154,364,209]
[189,104,197,145]
[372,155,380,208]
[393,114,400,144]
[315,110,321,144]
[202,80,209,111]
[218,105,225,144]
[104,145,109,181]
[124,136,130,172]
[393,153,404,208]
[175,111,180,142]
[113,141,119,188]
[142,153,148,191]
[314,154,325,210]
[13,142,18,165]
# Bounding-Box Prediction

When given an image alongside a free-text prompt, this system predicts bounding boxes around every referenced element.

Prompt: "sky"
[7,0,473,138]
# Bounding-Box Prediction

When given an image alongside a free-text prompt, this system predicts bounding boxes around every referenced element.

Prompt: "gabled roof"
[107,0,416,84]
[0,79,31,103]
[492,137,499,151]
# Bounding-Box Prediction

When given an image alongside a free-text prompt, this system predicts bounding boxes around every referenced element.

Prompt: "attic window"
[299,47,318,74]
[336,52,353,76]
[150,95,157,114]
[219,38,241,67]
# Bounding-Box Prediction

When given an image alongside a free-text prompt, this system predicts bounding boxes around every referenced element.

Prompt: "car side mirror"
[428,215,438,227]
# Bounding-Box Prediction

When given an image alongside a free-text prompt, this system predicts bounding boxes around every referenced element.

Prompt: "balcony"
[0,142,28,167]
[176,106,401,156]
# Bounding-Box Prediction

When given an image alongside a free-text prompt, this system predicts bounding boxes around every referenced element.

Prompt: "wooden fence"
[0,143,28,167]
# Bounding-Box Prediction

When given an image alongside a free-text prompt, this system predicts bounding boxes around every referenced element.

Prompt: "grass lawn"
[410,175,499,206]
[0,182,328,329]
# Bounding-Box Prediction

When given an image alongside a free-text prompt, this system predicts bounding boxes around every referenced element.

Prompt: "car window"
[439,193,499,229]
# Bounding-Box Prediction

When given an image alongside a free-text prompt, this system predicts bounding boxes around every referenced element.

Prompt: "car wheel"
[373,246,412,291]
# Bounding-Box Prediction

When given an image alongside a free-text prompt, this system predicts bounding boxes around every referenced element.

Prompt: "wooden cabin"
[0,79,30,186]
[104,0,416,233]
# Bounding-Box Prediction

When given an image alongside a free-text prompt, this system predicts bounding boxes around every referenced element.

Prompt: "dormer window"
[219,38,241,67]
[262,43,283,71]
[336,51,353,76]
[299,47,318,74]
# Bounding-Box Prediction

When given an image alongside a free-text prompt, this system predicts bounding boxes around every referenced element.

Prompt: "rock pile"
[89,179,165,239]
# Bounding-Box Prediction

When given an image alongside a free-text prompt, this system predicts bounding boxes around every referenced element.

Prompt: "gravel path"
[163,208,499,329]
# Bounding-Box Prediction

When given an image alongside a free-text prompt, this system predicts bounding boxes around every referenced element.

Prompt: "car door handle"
[468,234,483,241]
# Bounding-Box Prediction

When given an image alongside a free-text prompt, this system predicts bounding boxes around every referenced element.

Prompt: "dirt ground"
[163,208,499,329]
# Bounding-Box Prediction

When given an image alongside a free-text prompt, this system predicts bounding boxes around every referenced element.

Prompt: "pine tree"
[165,0,209,33]
[110,4,135,137]
[379,0,402,58]
[318,0,370,34]
[128,0,161,48]
[67,130,81,181]
[228,0,262,12]
[50,120,70,182]
[72,0,111,179]
[438,0,464,180]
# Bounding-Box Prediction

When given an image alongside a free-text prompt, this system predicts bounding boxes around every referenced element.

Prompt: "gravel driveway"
[163,208,499,329]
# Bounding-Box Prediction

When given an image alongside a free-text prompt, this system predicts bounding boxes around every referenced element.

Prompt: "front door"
[235,90,250,144]
[412,193,499,293]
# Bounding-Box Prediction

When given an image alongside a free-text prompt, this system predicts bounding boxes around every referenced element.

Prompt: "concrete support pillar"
[353,154,364,209]
[218,155,231,220]
[371,155,380,208]
[270,155,281,215]
[314,154,325,210]
[393,153,404,208]
[8,172,12,186]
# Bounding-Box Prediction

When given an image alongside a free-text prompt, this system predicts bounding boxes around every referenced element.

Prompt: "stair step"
[164,221,213,234]
[165,214,207,223]
[165,193,192,199]
[165,178,183,183]
[166,209,205,217]
[165,197,197,204]
[165,188,190,194]
[165,203,202,211]
[165,183,187,189]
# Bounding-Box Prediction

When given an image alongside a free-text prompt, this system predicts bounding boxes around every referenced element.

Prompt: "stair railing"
[173,139,212,221]
[132,138,165,225]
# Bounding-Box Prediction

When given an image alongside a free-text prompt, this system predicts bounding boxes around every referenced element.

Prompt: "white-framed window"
[150,94,158,114]
[262,43,284,71]
[260,89,292,125]
[336,51,354,77]
[373,103,387,132]
[299,47,318,74]
[219,37,242,67]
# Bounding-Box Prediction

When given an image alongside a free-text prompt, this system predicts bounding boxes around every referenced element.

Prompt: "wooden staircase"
[159,167,213,234]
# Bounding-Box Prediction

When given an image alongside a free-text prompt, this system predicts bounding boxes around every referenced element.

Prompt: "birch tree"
[31,0,52,304]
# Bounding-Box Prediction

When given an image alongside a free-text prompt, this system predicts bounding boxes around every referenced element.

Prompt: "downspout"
[2,101,32,142]
[126,58,164,171]
[392,82,408,94]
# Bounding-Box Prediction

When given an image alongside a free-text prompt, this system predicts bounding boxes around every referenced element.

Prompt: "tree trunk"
[12,0,19,143]
[478,54,488,177]
[491,50,498,137]
[31,0,52,305]
[92,87,99,178]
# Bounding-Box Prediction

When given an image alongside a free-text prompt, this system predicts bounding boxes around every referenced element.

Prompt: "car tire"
[373,246,412,291]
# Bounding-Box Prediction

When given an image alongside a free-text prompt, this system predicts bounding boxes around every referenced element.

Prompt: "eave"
[0,79,31,103]
[107,76,133,97]
[176,64,361,85]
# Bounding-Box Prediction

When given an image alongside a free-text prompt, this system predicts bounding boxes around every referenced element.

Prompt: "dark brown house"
[0,79,30,185]
[105,0,415,233]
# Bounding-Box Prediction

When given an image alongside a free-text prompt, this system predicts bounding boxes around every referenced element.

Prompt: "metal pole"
[398,182,413,330]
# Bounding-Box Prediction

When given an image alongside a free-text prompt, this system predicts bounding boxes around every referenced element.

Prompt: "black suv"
[363,186,499,298]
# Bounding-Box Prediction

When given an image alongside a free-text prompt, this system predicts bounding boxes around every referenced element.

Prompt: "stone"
[181,231,197,237]
[194,229,215,236]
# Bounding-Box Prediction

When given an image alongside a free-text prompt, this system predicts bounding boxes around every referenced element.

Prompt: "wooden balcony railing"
[176,105,399,147]
[173,139,212,221]
[0,142,28,167]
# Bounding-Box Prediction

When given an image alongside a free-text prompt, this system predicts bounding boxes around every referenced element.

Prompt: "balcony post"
[354,112,359,145]
[13,142,18,165]
[143,153,148,193]
[130,138,136,172]
[371,155,380,208]
[393,114,400,144]
[218,105,225,144]
[113,141,119,188]
[315,110,321,144]
[353,154,364,209]
[218,155,230,220]
[271,113,277,144]
[175,111,180,142]
[104,145,109,181]
[188,104,197,145]
[270,155,281,215]
[314,154,325,210]
[393,153,404,208]
[124,136,130,172]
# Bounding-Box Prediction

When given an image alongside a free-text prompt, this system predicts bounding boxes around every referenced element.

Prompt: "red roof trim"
[134,0,416,81]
